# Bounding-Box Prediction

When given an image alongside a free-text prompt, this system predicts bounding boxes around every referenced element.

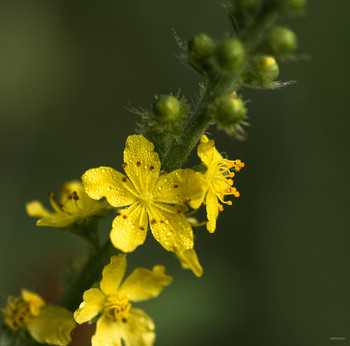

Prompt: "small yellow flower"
[74,255,172,346]
[2,289,75,346]
[26,180,108,228]
[198,135,244,233]
[2,289,44,330]
[82,134,205,253]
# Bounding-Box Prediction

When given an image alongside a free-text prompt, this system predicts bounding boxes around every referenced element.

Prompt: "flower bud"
[215,39,245,73]
[215,94,247,126]
[153,95,180,121]
[188,33,215,60]
[269,27,297,55]
[254,55,279,85]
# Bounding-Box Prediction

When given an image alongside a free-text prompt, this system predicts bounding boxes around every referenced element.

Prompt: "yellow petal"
[27,306,76,346]
[26,201,53,218]
[100,255,127,296]
[206,190,219,233]
[119,265,172,302]
[118,308,155,346]
[153,169,206,209]
[123,135,161,193]
[92,314,123,346]
[198,135,223,169]
[82,167,138,208]
[21,289,45,316]
[176,249,203,277]
[110,203,148,252]
[148,204,193,253]
[60,180,107,214]
[36,215,78,228]
[73,288,104,324]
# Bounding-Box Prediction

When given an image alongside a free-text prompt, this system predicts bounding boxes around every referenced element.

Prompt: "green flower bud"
[269,27,298,55]
[284,0,306,11]
[254,55,279,85]
[188,33,215,60]
[153,95,180,121]
[215,94,247,126]
[215,39,245,73]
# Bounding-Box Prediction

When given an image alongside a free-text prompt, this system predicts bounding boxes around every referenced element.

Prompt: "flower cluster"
[1,0,304,342]
[6,133,242,345]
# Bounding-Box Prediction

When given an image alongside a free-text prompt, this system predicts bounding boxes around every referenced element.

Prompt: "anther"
[117,211,121,215]
[72,191,79,200]
[136,161,141,167]
[122,317,128,323]
[150,166,154,171]
[49,192,56,200]
[122,215,128,219]
[122,162,127,169]
[173,184,179,188]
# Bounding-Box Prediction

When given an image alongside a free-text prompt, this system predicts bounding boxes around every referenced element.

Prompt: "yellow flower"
[198,135,244,233]
[74,255,172,346]
[82,134,205,253]
[26,180,108,228]
[2,289,76,346]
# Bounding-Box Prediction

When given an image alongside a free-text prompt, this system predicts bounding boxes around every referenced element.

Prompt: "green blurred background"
[1,0,349,345]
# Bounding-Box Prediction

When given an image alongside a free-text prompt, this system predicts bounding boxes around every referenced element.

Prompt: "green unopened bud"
[284,0,306,11]
[254,55,279,85]
[269,27,297,55]
[188,33,215,60]
[215,39,245,73]
[153,95,180,121]
[215,94,247,126]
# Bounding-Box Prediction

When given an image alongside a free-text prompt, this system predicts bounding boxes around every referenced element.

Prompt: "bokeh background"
[1,0,349,345]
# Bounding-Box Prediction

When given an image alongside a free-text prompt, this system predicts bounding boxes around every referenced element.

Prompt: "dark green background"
[1,1,349,345]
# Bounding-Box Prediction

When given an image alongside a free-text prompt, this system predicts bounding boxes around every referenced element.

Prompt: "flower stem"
[162,77,237,172]
[59,240,119,311]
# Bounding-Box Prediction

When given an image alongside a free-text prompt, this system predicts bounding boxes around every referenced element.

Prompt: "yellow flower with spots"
[2,289,76,346]
[26,180,108,228]
[198,135,244,233]
[82,134,205,253]
[74,255,172,346]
